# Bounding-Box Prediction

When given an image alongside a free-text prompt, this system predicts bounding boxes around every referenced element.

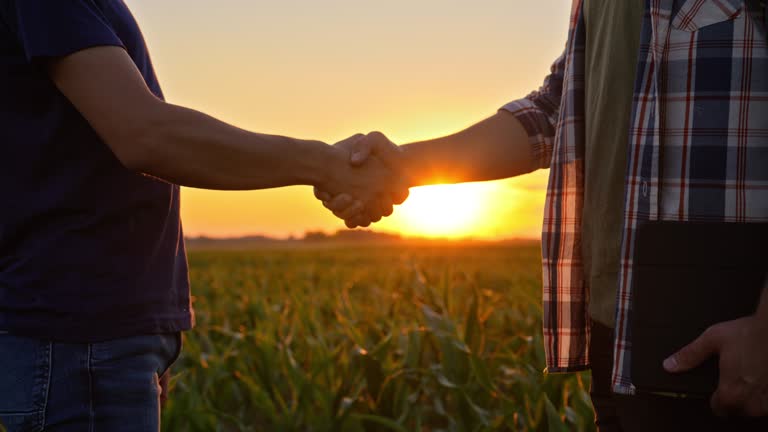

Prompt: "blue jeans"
[0,332,181,432]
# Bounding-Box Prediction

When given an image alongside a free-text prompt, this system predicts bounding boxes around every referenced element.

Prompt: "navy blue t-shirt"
[0,0,192,342]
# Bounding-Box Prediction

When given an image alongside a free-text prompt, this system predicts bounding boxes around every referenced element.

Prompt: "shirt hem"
[0,313,193,343]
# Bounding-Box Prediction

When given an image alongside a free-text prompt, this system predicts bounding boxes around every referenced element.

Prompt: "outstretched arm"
[316,113,533,227]
[317,51,567,226]
[48,46,403,201]
[396,111,536,186]
[385,49,568,185]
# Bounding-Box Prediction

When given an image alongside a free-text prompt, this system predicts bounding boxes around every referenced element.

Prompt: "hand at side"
[664,299,768,417]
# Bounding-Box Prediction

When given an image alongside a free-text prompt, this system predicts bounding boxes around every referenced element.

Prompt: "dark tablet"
[630,222,767,396]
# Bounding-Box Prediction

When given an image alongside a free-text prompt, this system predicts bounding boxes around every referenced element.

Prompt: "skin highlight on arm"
[46,46,404,204]
[316,111,537,226]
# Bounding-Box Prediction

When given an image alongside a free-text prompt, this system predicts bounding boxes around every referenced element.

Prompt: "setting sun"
[394,183,499,238]
[129,0,569,241]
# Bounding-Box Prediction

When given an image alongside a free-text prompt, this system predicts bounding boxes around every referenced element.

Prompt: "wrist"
[304,140,346,191]
[399,144,423,188]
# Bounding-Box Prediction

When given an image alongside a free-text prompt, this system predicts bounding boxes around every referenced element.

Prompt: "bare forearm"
[399,111,535,186]
[134,102,341,190]
[45,46,343,191]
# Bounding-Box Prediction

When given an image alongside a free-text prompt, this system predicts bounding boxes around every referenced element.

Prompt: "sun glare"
[394,183,499,238]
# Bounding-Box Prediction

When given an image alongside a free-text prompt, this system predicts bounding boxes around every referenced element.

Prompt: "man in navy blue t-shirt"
[0,1,407,430]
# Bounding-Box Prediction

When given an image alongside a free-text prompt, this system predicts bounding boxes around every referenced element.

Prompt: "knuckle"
[367,131,390,147]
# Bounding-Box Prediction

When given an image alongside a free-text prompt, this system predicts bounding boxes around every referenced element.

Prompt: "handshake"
[314,132,410,229]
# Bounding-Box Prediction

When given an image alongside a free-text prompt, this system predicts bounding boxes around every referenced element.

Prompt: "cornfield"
[161,243,595,431]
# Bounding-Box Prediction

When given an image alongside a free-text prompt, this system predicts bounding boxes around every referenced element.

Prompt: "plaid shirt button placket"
[501,0,768,395]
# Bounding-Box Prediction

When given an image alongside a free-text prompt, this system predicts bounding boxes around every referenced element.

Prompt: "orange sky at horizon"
[127,0,571,239]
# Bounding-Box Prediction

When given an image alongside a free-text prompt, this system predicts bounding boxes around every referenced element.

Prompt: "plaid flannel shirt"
[502,0,768,394]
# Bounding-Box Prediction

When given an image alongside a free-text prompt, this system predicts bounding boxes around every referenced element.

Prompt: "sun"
[393,182,498,238]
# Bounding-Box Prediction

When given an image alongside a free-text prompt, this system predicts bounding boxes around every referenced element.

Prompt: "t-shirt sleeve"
[6,0,124,61]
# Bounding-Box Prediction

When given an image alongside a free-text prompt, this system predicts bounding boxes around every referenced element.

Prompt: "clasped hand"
[317,132,408,228]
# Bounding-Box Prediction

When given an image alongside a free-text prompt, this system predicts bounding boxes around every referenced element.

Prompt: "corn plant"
[162,244,595,432]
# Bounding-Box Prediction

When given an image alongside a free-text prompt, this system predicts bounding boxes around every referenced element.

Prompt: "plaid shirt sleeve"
[500,0,592,374]
[499,52,566,169]
[498,0,766,395]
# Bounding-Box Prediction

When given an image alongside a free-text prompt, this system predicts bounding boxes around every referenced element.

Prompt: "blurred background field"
[163,241,595,431]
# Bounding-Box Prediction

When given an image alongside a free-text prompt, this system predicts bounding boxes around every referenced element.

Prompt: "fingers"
[380,204,394,218]
[368,194,392,220]
[664,324,723,373]
[350,218,371,228]
[345,207,383,229]
[342,204,389,229]
[333,133,373,166]
[358,131,402,168]
[322,193,355,212]
[334,133,365,149]
[342,131,402,167]
[322,189,399,229]
[323,194,364,220]
[378,202,394,218]
[345,217,365,229]
[390,183,410,205]
[313,186,331,202]
[349,136,375,166]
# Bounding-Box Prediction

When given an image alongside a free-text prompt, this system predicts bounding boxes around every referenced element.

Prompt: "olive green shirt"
[582,0,644,327]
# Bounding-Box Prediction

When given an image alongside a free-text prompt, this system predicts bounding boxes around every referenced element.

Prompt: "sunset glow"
[129,0,570,240]
[394,183,499,238]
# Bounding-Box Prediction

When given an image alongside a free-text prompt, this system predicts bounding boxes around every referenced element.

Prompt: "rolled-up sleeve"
[500,51,566,170]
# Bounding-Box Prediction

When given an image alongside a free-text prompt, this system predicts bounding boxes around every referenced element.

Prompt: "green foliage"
[162,244,595,431]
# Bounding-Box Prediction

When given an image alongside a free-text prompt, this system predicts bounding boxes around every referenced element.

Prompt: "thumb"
[350,136,375,166]
[361,131,402,168]
[333,134,368,166]
[664,326,722,373]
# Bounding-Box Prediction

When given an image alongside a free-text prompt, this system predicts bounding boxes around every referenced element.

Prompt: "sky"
[126,0,572,239]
